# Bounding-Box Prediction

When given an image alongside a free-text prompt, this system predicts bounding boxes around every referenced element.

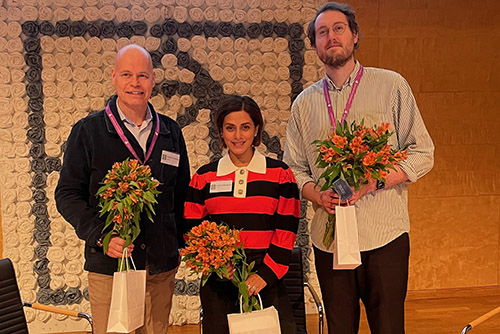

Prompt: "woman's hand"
[245,274,267,296]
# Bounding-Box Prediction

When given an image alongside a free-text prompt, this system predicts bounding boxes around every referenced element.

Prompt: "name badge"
[161,150,180,167]
[210,180,232,193]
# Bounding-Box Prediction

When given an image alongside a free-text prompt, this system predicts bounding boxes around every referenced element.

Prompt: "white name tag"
[210,180,232,193]
[161,150,180,167]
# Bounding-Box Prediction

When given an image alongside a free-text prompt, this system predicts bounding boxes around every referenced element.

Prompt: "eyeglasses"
[316,22,348,37]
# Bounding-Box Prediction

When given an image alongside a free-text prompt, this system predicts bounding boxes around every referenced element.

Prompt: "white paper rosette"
[263,96,277,109]
[221,52,235,67]
[130,36,146,48]
[0,115,12,128]
[50,274,66,290]
[177,37,191,52]
[55,36,71,53]
[131,5,145,20]
[7,22,22,38]
[173,6,188,22]
[219,9,233,22]
[223,67,236,82]
[180,95,193,108]
[0,67,10,85]
[247,8,262,23]
[192,48,207,64]
[250,82,263,96]
[194,109,210,124]
[261,9,274,22]
[194,124,209,139]
[11,69,24,83]
[12,97,26,113]
[102,38,117,51]
[57,81,74,98]
[102,51,116,66]
[235,67,249,81]
[234,81,250,95]
[164,66,180,81]
[144,7,161,23]
[59,97,76,113]
[86,37,102,53]
[277,52,292,67]
[189,7,203,22]
[207,51,222,66]
[206,37,219,52]
[99,4,115,20]
[194,139,209,155]
[38,6,53,20]
[7,38,23,53]
[208,65,223,82]
[249,51,262,65]
[115,7,131,22]
[13,128,27,143]
[16,172,31,187]
[10,160,31,174]
[54,7,70,21]
[85,67,101,82]
[19,275,37,291]
[277,81,292,96]
[234,52,249,67]
[203,6,218,21]
[10,83,24,98]
[16,186,32,202]
[182,126,195,141]
[65,260,83,275]
[57,67,73,81]
[179,69,195,83]
[249,65,263,82]
[9,52,25,68]
[46,142,61,157]
[50,232,67,248]
[231,9,245,23]
[263,53,278,67]
[161,54,177,68]
[277,96,291,110]
[262,67,278,82]
[43,82,57,98]
[47,262,64,276]
[263,109,279,124]
[16,202,31,218]
[5,232,20,248]
[84,6,99,21]
[19,245,34,262]
[65,231,82,248]
[69,7,85,21]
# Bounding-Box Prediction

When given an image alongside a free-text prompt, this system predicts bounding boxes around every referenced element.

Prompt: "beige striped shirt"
[283,61,434,252]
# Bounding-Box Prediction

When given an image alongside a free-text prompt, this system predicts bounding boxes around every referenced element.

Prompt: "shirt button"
[141,244,146,250]
[238,189,243,195]
[238,180,244,184]
[239,169,245,174]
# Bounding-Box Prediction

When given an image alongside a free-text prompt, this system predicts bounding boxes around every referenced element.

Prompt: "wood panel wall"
[347,0,500,291]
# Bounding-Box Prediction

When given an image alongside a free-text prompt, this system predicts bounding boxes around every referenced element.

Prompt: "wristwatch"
[376,180,386,190]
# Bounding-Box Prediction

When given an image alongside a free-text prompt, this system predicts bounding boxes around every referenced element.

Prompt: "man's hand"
[319,189,341,214]
[105,236,134,258]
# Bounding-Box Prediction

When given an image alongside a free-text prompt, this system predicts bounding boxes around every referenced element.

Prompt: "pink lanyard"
[105,104,160,165]
[323,65,364,129]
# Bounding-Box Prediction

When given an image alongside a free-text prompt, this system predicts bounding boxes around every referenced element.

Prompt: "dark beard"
[322,50,354,69]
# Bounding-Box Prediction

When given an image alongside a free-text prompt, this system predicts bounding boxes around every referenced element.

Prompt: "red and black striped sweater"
[184,152,300,286]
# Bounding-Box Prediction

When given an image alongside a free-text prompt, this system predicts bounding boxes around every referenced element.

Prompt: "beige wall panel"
[409,197,499,289]
[377,38,424,93]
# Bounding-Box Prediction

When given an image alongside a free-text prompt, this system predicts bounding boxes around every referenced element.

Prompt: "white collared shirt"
[217,149,266,198]
[116,98,153,153]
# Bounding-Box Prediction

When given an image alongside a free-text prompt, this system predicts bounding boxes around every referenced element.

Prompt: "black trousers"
[314,233,410,334]
[200,250,297,334]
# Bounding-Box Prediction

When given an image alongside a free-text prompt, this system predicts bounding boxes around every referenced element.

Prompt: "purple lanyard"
[105,104,160,165]
[323,65,364,129]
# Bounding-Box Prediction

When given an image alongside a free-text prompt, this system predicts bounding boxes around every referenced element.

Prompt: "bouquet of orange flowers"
[181,221,261,312]
[313,120,408,246]
[96,158,161,271]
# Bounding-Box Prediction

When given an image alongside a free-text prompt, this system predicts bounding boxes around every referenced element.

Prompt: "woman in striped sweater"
[184,94,300,334]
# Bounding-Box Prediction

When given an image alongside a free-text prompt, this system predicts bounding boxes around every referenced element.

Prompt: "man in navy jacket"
[55,44,190,334]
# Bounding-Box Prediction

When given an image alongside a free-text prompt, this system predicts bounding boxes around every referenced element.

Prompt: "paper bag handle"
[238,294,263,313]
[119,248,138,271]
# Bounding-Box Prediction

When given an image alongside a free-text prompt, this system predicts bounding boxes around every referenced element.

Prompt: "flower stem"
[323,213,336,248]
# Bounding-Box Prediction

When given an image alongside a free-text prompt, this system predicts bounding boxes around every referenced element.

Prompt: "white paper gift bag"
[227,294,281,334]
[107,252,146,333]
[333,205,362,270]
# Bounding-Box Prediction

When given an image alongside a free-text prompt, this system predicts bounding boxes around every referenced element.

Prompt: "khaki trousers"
[88,266,177,334]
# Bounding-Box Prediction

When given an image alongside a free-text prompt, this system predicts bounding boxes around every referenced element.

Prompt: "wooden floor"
[167,294,500,334]
[59,293,500,334]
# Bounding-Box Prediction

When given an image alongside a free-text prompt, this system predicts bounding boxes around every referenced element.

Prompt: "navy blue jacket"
[55,95,190,275]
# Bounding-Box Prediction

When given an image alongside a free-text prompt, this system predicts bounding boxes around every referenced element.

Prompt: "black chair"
[283,247,323,334]
[0,258,93,334]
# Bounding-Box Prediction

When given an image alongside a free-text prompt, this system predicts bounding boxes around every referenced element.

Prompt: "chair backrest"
[0,258,29,334]
[283,248,307,334]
